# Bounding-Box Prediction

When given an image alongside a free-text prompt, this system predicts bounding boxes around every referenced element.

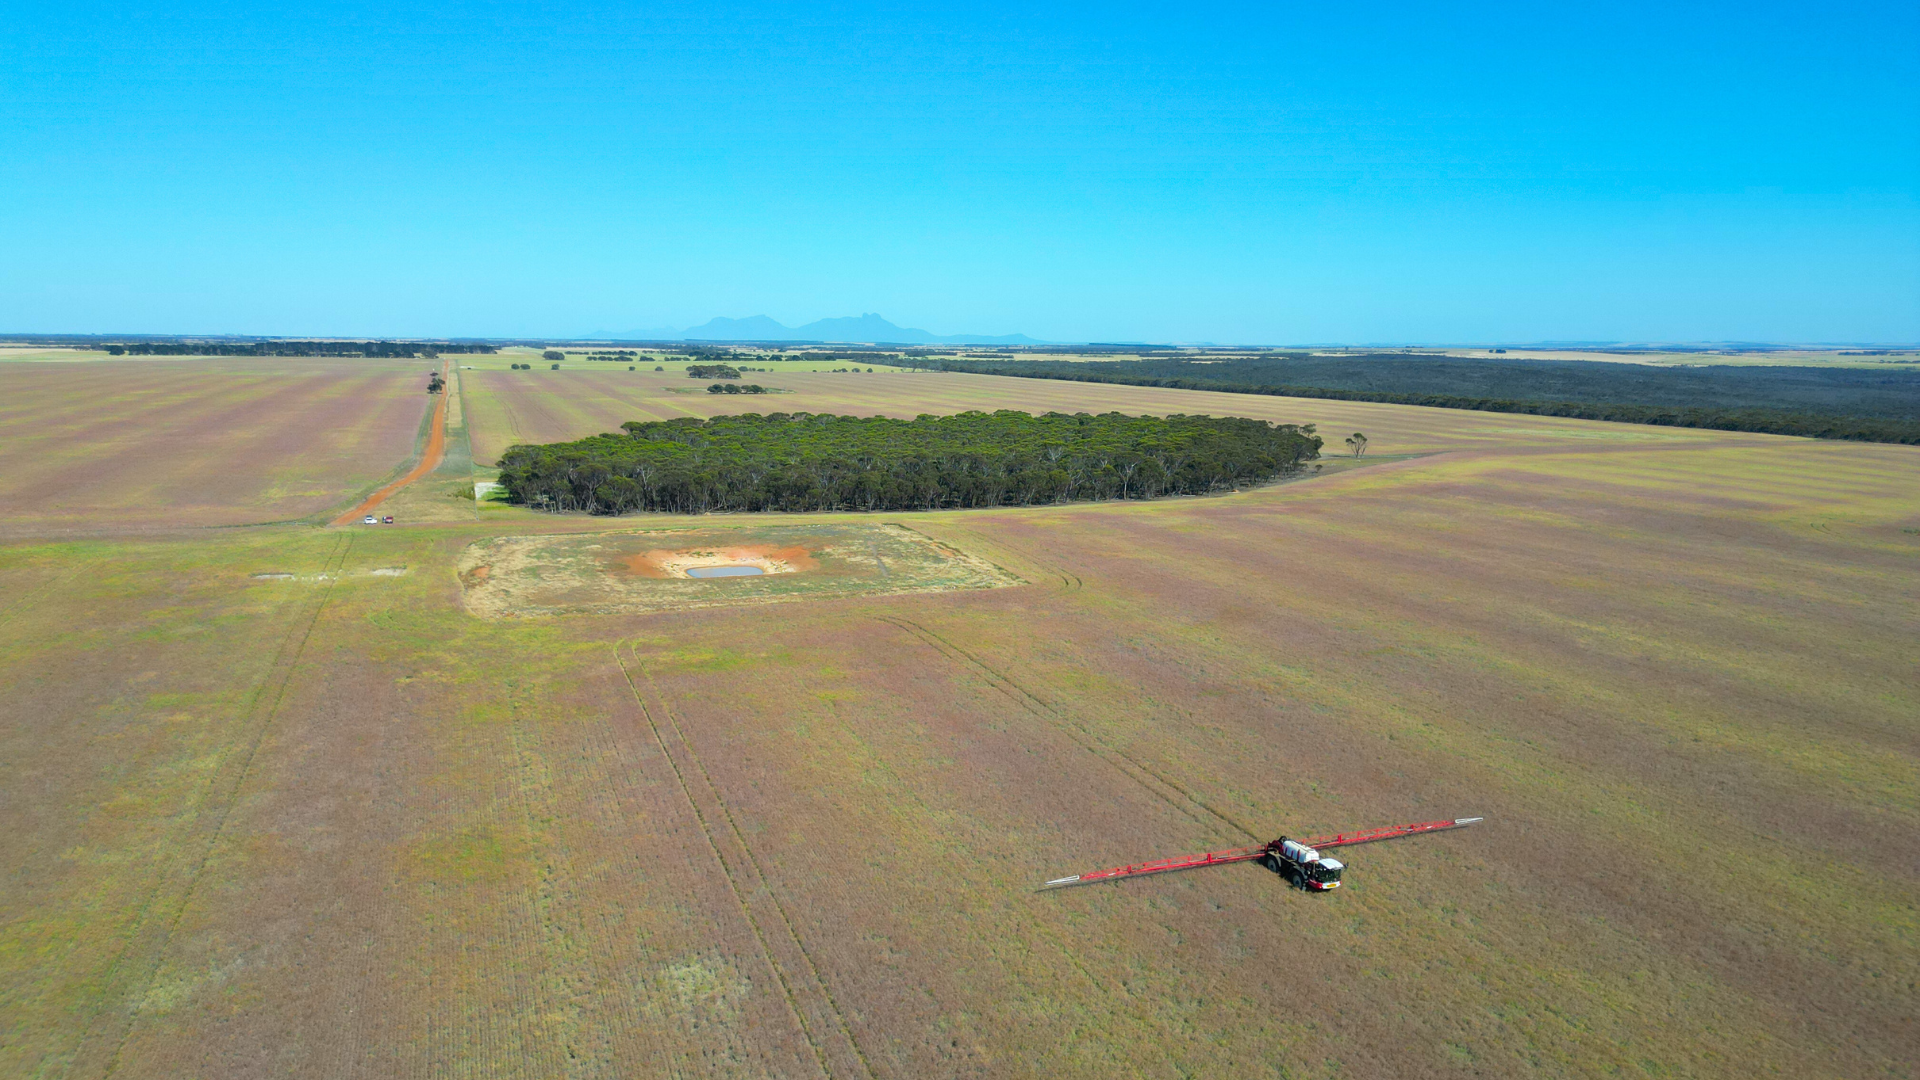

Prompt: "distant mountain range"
[588,313,1045,345]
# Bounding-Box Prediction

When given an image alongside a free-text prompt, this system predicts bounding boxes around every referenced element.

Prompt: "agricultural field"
[457,346,912,376]
[0,358,437,536]
[458,365,1744,464]
[1,361,1916,1078]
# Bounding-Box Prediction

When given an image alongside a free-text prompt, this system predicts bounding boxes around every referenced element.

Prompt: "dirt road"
[332,362,448,525]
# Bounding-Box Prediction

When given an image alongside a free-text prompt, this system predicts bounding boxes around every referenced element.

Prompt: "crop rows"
[0,359,434,535]
[613,642,874,1079]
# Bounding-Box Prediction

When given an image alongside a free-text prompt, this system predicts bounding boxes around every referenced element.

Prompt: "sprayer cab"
[1271,838,1345,890]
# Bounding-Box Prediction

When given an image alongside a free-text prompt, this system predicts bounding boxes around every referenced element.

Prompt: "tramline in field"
[1042,817,1483,891]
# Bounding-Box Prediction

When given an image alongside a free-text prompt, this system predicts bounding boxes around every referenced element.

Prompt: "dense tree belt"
[98,341,497,357]
[497,410,1323,514]
[918,356,1920,444]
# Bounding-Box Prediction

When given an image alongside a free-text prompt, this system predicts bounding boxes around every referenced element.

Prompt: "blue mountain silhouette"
[592,313,1043,344]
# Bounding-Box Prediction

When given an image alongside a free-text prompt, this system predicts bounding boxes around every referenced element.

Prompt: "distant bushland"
[920,355,1920,444]
[100,341,497,358]
[497,410,1323,514]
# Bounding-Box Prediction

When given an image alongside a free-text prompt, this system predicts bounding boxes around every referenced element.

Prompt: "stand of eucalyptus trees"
[497,410,1322,514]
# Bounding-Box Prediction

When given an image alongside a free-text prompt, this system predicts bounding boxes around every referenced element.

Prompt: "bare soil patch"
[458,523,1021,617]
[618,543,817,578]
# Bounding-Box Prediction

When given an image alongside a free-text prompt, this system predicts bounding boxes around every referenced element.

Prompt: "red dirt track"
[333,362,449,525]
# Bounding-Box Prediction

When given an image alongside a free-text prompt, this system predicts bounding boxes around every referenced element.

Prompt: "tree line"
[915,357,1920,444]
[496,410,1323,514]
[99,341,497,357]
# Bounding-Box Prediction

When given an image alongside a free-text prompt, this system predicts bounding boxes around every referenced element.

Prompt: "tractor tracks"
[872,614,1259,845]
[71,533,355,1080]
[612,642,875,1080]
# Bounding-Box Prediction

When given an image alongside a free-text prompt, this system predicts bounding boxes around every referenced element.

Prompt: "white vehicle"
[1268,838,1346,891]
[363,515,378,525]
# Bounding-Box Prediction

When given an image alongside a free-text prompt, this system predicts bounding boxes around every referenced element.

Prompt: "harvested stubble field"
[1,365,1916,1079]
[0,359,436,535]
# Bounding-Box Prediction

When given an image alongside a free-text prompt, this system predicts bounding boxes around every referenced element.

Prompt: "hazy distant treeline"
[98,341,497,357]
[921,355,1920,444]
[497,410,1323,514]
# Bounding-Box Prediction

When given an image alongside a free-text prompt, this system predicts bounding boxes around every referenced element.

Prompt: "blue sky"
[4,1,1916,343]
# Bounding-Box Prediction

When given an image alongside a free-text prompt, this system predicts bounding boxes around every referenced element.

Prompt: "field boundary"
[613,643,875,1080]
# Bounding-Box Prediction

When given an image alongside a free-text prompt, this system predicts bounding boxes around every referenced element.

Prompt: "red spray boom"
[1042,816,1482,889]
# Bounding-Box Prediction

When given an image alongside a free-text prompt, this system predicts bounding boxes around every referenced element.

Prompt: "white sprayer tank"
[1279,839,1320,864]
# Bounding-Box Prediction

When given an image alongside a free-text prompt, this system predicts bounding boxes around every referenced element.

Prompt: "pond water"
[686,565,765,578]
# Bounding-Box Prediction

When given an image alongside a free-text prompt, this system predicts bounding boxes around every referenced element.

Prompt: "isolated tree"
[542,350,564,362]
[1343,432,1368,457]
[551,363,560,370]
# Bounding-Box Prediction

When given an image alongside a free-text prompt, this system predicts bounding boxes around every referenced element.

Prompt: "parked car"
[382,516,394,524]
[363,515,377,525]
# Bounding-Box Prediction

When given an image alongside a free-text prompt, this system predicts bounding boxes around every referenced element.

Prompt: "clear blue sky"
[4,1,1916,343]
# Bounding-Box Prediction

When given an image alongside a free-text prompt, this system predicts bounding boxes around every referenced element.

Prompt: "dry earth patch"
[458,522,1022,617]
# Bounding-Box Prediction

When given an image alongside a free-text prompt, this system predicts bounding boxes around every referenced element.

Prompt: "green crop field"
[1,361,1915,1078]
